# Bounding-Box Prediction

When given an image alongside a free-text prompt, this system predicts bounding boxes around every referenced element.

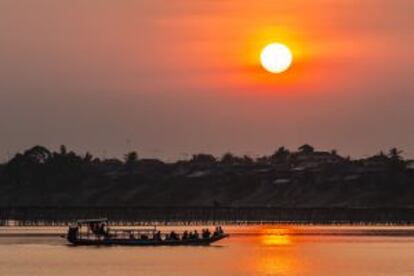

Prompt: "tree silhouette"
[389,148,403,161]
[242,155,254,164]
[298,144,314,154]
[0,144,413,208]
[221,152,245,165]
[388,147,405,172]
[124,151,139,165]
[84,152,93,163]
[271,146,290,163]
[24,145,52,164]
[59,145,67,156]
[191,154,216,164]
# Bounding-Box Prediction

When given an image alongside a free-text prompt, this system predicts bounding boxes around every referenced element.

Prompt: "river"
[0,225,414,275]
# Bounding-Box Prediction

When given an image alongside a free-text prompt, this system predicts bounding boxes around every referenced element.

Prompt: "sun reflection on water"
[244,227,303,275]
[261,227,292,246]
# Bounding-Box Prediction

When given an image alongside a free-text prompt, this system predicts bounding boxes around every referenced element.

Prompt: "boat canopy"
[71,218,157,233]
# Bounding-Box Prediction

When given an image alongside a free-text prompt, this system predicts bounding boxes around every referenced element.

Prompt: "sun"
[260,43,293,74]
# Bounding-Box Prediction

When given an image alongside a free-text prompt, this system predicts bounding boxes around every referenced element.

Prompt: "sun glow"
[261,228,292,246]
[260,43,293,74]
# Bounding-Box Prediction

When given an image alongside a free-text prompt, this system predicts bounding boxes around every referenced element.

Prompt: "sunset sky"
[1,0,413,160]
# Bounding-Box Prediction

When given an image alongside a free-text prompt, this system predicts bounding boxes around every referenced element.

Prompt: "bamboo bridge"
[1,207,414,226]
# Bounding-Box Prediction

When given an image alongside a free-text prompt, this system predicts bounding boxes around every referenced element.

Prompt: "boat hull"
[68,234,229,246]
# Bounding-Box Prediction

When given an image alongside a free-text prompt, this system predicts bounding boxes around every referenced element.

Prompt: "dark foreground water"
[1,225,414,275]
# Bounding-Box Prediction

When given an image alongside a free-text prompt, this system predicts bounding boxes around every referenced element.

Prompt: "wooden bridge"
[1,207,414,226]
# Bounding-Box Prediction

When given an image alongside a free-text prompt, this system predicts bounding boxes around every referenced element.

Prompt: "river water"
[1,225,414,275]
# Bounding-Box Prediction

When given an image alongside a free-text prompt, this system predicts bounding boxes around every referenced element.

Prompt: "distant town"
[1,144,413,210]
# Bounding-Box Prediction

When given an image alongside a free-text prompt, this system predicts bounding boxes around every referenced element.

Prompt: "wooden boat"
[66,218,229,246]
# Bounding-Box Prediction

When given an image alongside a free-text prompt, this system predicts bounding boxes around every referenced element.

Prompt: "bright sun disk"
[260,43,293,74]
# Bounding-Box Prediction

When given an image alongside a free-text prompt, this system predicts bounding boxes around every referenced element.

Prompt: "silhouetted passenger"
[100,223,108,236]
[214,226,223,236]
[194,230,199,239]
[153,231,161,240]
[202,228,211,239]
[67,226,79,243]
[169,231,179,240]
[182,231,189,240]
[213,227,218,236]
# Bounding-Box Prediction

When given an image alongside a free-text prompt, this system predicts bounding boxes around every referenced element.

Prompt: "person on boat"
[213,227,219,236]
[91,222,108,237]
[153,230,161,240]
[67,225,79,243]
[169,231,179,240]
[194,230,199,239]
[89,222,97,234]
[182,231,189,240]
[99,223,105,235]
[213,226,224,236]
[202,228,211,239]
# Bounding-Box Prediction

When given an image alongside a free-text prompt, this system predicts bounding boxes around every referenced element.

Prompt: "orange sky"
[0,0,413,160]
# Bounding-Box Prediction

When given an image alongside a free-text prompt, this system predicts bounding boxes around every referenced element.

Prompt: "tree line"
[0,144,412,208]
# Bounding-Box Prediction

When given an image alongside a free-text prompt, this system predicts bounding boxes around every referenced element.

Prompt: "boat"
[66,218,229,246]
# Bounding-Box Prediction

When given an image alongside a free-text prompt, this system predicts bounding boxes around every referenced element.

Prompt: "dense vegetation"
[0,145,413,207]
